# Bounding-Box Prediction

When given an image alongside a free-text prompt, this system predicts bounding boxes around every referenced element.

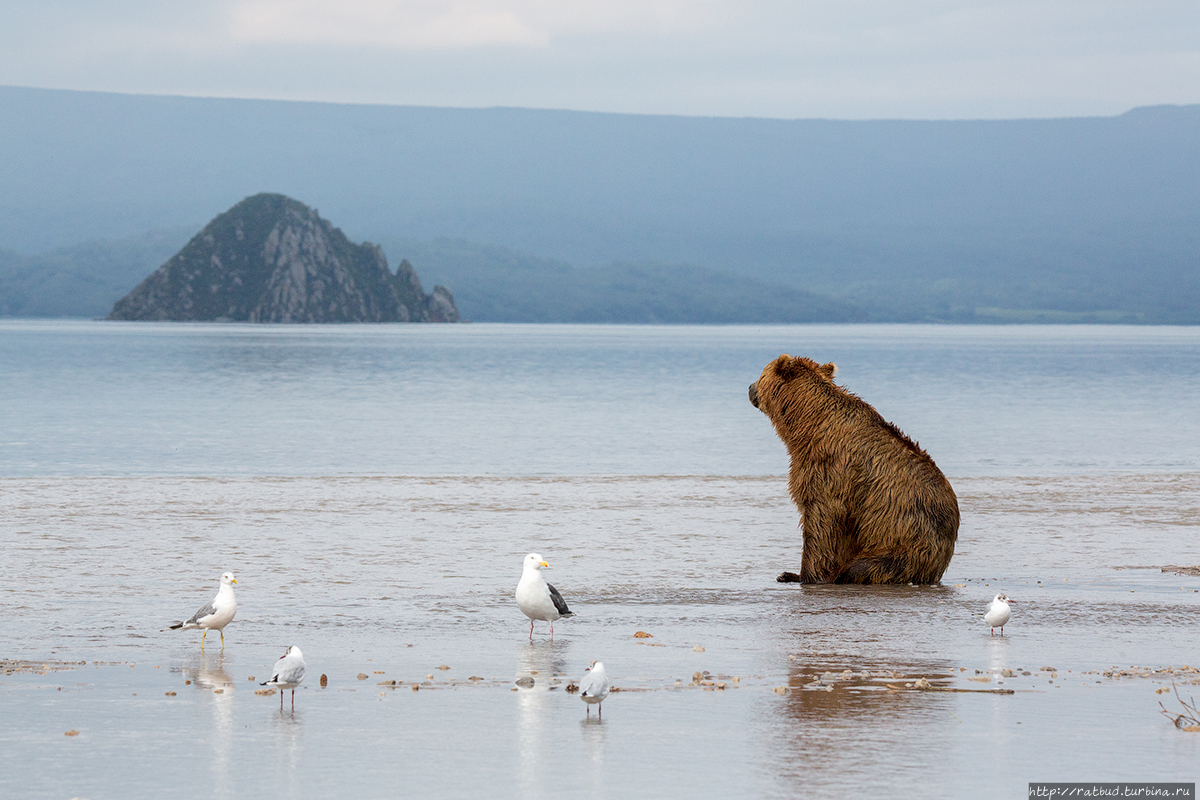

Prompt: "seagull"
[515,553,574,640]
[164,572,238,650]
[579,660,610,718]
[261,646,306,710]
[984,592,1012,635]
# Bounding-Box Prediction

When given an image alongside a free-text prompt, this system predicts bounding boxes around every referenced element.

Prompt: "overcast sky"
[2,0,1198,119]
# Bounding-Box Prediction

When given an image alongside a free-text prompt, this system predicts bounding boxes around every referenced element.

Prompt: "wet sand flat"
[2,473,1199,798]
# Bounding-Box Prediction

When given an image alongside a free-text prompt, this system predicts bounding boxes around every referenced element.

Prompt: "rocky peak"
[108,193,459,323]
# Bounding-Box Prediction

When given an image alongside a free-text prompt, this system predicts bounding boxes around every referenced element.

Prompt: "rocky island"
[108,193,459,323]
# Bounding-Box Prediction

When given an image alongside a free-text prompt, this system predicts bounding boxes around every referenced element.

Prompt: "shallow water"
[3,473,1199,798]
[2,323,1200,798]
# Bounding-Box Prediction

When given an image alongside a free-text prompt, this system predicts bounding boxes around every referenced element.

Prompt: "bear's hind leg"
[838,554,912,585]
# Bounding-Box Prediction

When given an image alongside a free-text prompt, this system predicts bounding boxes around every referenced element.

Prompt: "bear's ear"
[819,362,838,380]
[774,355,800,381]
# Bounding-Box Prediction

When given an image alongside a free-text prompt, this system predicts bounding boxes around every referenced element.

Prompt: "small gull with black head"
[579,660,610,718]
[984,592,1012,635]
[515,553,574,640]
[164,571,238,650]
[261,646,306,710]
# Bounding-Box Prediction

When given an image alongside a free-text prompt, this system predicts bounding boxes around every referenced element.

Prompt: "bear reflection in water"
[750,354,959,585]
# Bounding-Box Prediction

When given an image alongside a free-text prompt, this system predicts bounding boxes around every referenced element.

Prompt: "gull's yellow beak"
[231,578,238,584]
[539,561,550,568]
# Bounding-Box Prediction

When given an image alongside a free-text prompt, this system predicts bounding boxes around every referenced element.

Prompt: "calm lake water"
[2,321,1199,799]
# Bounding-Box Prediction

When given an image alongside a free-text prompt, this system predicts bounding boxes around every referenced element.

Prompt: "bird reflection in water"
[515,639,573,797]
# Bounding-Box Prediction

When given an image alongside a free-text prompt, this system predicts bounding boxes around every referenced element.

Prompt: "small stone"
[515,676,535,688]
[213,689,224,694]
[412,684,419,692]
[378,680,396,686]
[693,646,705,653]
[357,673,369,680]
[374,671,385,675]
[716,682,727,690]
[914,678,932,690]
[968,676,992,683]
[437,665,450,671]
[692,671,704,683]
[255,688,276,696]
[165,691,177,696]
[1041,666,1057,672]
[1001,669,1015,678]
[773,686,789,695]
[320,674,328,687]
[468,676,484,682]
[426,674,434,680]
[185,680,192,685]
[64,730,79,737]
[634,631,653,638]
[247,676,255,681]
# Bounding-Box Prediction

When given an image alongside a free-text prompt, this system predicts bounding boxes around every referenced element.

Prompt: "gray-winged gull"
[984,592,1012,635]
[516,553,574,640]
[164,571,238,650]
[261,645,307,709]
[579,660,610,718]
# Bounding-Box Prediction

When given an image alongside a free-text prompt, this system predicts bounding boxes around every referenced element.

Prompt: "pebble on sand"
[255,688,276,696]
[693,646,705,653]
[247,676,255,681]
[634,631,653,638]
[64,730,79,736]
[357,673,369,680]
[320,674,328,687]
[437,665,451,671]
[165,691,177,696]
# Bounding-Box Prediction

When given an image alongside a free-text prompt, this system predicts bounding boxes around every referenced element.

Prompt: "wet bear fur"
[749,355,958,585]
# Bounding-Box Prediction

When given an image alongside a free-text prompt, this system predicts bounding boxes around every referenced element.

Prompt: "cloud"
[226,0,714,49]
[0,0,1198,118]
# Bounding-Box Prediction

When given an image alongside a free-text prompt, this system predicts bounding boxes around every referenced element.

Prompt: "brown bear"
[749,355,958,584]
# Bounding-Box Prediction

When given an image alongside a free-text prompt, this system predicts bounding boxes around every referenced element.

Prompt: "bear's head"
[749,355,838,414]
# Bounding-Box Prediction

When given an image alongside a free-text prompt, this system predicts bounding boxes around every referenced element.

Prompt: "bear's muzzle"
[748,382,760,408]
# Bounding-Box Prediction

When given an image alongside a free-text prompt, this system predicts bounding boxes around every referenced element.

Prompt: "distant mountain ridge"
[108,194,459,323]
[3,86,1200,322]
